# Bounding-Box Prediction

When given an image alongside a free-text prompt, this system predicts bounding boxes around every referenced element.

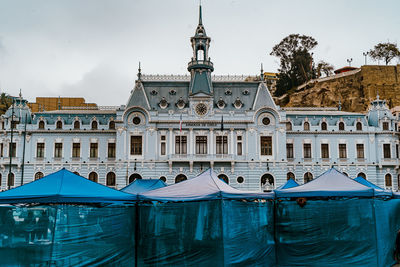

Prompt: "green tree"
[270,34,318,96]
[0,93,12,115]
[317,61,335,77]
[369,42,400,65]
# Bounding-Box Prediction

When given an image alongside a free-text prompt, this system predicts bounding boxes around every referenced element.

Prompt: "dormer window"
[242,90,250,95]
[303,122,310,131]
[159,97,168,109]
[176,98,185,109]
[38,120,45,129]
[109,120,115,130]
[356,122,362,131]
[321,122,327,131]
[150,90,158,96]
[225,89,232,95]
[91,120,98,130]
[217,98,226,109]
[338,122,345,131]
[383,122,389,131]
[169,89,176,95]
[74,120,80,130]
[56,120,62,129]
[233,98,243,109]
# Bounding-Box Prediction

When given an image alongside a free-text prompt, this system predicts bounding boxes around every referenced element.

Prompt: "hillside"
[275,65,400,112]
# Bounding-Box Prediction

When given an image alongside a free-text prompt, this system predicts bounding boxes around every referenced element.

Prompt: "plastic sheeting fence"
[0,205,135,266]
[1,200,400,266]
[138,200,275,266]
[275,198,400,267]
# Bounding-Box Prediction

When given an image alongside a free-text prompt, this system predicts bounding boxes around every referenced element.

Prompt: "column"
[230,128,234,155]
[190,128,194,155]
[169,128,173,155]
[210,129,214,155]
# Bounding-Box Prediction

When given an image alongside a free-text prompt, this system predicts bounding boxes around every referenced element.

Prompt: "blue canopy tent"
[354,176,393,197]
[137,169,275,266]
[0,169,136,266]
[274,168,400,266]
[276,178,299,190]
[121,179,167,194]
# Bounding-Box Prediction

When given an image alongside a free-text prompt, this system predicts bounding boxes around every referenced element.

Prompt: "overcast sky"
[0,0,399,106]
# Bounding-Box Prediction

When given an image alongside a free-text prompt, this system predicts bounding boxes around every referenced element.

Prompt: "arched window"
[261,174,274,191]
[91,120,98,130]
[38,121,45,129]
[109,121,115,130]
[56,120,62,129]
[343,172,349,177]
[321,122,327,131]
[89,172,98,183]
[34,172,44,180]
[286,122,292,131]
[357,172,366,179]
[197,49,204,61]
[218,174,229,184]
[175,174,187,184]
[339,122,345,131]
[0,174,2,186]
[356,122,362,131]
[385,173,392,187]
[73,171,80,176]
[287,172,295,180]
[7,173,14,187]
[129,173,142,184]
[303,122,310,131]
[304,172,313,183]
[74,120,80,130]
[398,174,400,191]
[159,176,166,183]
[106,172,116,186]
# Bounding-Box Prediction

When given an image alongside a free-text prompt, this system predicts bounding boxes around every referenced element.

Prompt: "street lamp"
[363,52,369,65]
[347,58,353,67]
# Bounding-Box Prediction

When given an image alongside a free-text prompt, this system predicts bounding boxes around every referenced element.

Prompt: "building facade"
[0,7,399,191]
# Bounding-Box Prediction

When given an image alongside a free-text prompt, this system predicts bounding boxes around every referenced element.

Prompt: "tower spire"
[137,62,142,81]
[199,3,202,25]
[260,63,264,81]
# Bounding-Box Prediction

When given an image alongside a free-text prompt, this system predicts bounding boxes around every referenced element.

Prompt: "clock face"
[195,103,208,116]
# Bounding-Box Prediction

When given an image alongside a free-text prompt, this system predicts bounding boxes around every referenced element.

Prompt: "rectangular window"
[160,135,166,156]
[396,144,399,159]
[303,143,311,158]
[175,136,187,155]
[384,144,391,158]
[54,143,62,158]
[90,143,98,158]
[130,136,142,155]
[321,144,329,159]
[260,136,272,156]
[216,136,228,154]
[339,144,347,159]
[9,142,16,157]
[72,143,80,158]
[357,144,364,159]
[37,143,45,158]
[11,121,17,129]
[286,143,293,159]
[237,136,242,156]
[196,136,207,154]
[383,122,389,131]
[108,143,116,158]
[0,143,3,157]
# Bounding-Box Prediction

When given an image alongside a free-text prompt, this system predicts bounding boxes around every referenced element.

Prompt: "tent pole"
[135,202,139,267]
[21,114,27,186]
[49,205,59,266]
[273,200,279,266]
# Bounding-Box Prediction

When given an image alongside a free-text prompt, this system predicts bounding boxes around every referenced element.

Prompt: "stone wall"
[276,65,400,112]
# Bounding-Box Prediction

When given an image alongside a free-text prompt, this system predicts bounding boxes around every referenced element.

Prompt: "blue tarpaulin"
[0,169,136,203]
[275,168,375,198]
[121,179,167,194]
[276,179,299,190]
[137,169,275,266]
[354,176,392,197]
[0,169,136,266]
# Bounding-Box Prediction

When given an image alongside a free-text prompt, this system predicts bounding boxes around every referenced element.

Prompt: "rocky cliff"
[275,65,400,112]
